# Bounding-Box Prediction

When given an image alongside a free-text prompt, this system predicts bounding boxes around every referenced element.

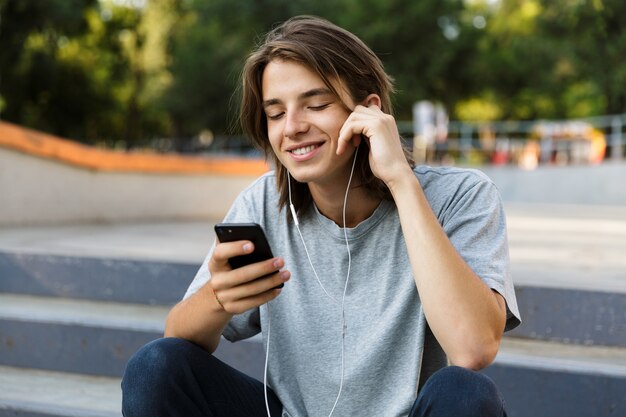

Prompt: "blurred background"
[1,0,624,164]
[0,1,625,417]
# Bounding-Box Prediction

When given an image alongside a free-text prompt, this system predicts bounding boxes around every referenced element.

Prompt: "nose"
[283,109,308,138]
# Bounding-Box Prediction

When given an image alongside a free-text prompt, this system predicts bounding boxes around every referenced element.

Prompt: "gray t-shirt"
[185,166,521,417]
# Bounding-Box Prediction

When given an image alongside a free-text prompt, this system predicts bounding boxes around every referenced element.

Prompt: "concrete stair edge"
[0,366,121,417]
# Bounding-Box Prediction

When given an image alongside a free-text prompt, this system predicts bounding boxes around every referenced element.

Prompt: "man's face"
[261,59,357,188]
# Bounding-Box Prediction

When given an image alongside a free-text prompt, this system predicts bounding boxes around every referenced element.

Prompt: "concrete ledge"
[3,250,624,346]
[0,294,264,379]
[0,121,267,176]
[0,366,121,417]
[484,338,626,417]
[0,147,262,225]
[0,319,263,380]
[508,286,626,347]
[481,163,626,206]
[483,362,626,417]
[0,121,271,225]
[0,251,195,305]
[0,319,160,378]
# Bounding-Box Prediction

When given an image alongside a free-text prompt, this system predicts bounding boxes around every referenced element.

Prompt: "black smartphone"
[214,223,282,286]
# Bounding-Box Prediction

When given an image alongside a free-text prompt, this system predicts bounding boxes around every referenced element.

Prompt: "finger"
[210,240,254,270]
[221,269,290,302]
[366,103,382,112]
[214,270,291,314]
[336,122,356,155]
[337,117,369,155]
[354,103,382,114]
[212,256,285,290]
[339,107,383,133]
[229,256,285,286]
[226,286,284,314]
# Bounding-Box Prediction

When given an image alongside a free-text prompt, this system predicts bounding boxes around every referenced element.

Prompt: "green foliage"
[160,0,338,140]
[1,0,96,137]
[336,0,471,120]
[0,0,624,147]
[539,0,626,114]
[456,92,503,121]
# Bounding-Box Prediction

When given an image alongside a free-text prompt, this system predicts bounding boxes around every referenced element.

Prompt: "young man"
[122,15,520,417]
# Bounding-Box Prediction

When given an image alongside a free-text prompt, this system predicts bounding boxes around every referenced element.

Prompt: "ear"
[363,94,382,108]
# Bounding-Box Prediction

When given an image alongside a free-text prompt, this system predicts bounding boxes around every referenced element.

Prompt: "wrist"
[386,166,419,196]
[210,286,226,311]
[200,283,231,316]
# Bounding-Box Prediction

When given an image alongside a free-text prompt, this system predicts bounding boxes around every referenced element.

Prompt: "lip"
[285,141,325,162]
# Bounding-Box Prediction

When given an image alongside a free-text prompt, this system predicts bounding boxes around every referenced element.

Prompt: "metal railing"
[400,114,625,168]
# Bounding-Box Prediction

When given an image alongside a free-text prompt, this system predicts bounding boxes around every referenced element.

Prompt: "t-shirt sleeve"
[440,176,521,331]
[182,182,264,342]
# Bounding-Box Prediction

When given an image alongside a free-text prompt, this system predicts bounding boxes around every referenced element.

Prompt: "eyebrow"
[262,88,334,108]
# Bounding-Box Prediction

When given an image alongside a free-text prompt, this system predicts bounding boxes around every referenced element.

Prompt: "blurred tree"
[1,0,624,148]
[540,0,626,115]
[460,0,568,120]
[0,0,99,137]
[335,0,473,120]
[0,0,177,145]
[99,0,180,146]
[50,3,140,143]
[459,0,625,121]
[160,0,337,145]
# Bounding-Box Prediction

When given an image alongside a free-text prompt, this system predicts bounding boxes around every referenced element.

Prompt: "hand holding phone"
[214,223,283,288]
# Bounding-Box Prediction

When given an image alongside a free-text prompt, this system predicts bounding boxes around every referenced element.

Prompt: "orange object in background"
[0,121,270,176]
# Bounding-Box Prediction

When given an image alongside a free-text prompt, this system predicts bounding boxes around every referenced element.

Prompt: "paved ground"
[0,202,625,293]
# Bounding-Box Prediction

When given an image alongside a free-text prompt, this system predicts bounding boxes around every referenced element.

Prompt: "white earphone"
[264,145,360,417]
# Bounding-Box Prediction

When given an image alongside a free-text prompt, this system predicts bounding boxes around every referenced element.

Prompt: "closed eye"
[309,103,330,111]
[266,112,284,121]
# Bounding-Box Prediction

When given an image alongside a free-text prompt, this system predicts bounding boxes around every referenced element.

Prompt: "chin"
[287,166,326,184]
[287,171,312,184]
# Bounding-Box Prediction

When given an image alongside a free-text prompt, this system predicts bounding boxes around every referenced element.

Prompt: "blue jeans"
[122,338,507,417]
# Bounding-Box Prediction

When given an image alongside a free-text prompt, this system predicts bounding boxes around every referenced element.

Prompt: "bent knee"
[431,366,497,390]
[419,366,505,416]
[123,338,197,390]
[122,338,201,414]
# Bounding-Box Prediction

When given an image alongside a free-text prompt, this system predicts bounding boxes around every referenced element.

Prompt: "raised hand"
[337,100,413,188]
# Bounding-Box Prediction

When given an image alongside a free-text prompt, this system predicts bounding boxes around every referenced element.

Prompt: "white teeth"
[291,145,317,155]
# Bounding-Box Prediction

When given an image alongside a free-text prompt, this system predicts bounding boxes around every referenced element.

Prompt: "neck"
[309,181,381,228]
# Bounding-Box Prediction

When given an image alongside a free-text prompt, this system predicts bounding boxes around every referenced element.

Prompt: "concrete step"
[0,294,165,378]
[1,207,624,415]
[505,203,626,295]
[1,205,625,296]
[508,286,626,347]
[0,365,121,417]
[1,283,624,417]
[3,249,624,348]
[0,294,264,379]
[1,291,624,374]
[2,339,624,417]
[483,338,626,417]
[0,251,195,305]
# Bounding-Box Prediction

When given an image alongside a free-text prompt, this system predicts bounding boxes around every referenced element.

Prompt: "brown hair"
[240,15,406,213]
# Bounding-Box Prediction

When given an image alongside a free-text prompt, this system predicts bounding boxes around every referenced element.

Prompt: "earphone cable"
[265,146,359,417]
[288,172,337,302]
[264,302,272,417]
[327,144,358,417]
